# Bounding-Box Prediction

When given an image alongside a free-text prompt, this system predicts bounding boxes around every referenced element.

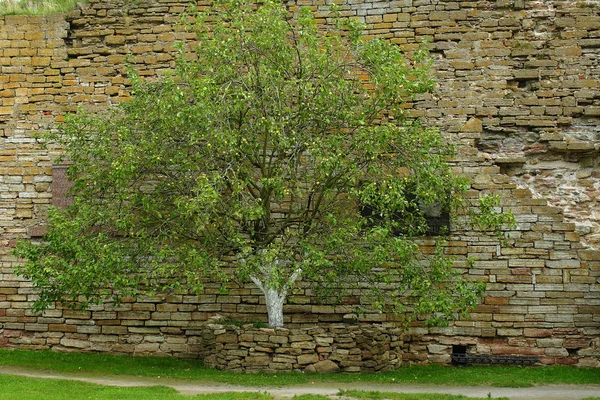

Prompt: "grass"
[340,390,509,400]
[0,0,83,15]
[0,375,525,400]
[0,375,527,400]
[0,348,599,388]
[217,318,268,329]
[0,374,273,400]
[290,395,509,400]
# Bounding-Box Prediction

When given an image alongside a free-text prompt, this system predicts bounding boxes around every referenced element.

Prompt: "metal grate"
[451,353,539,366]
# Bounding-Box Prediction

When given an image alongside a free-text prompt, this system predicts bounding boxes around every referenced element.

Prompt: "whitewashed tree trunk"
[249,260,302,328]
[263,287,285,328]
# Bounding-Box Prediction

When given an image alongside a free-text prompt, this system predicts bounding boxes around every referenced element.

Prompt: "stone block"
[305,359,339,374]
[216,333,238,344]
[101,326,128,335]
[291,341,316,350]
[564,338,591,349]
[315,336,334,346]
[426,344,448,354]
[297,353,319,365]
[536,338,564,348]
[269,335,288,345]
[48,324,77,333]
[578,358,600,368]
[134,343,160,353]
[545,348,569,357]
[118,311,150,320]
[62,310,91,319]
[579,250,600,261]
[60,338,90,349]
[523,328,553,338]
[460,117,483,132]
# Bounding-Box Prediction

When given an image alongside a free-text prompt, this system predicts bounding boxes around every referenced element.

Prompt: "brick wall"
[0,0,598,366]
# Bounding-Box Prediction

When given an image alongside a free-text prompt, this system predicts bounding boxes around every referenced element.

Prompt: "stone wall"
[407,0,600,250]
[201,322,403,373]
[0,0,599,367]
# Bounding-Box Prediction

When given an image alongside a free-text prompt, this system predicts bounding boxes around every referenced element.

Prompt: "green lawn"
[0,374,271,400]
[0,375,514,400]
[293,394,507,400]
[0,348,598,388]
[340,391,509,400]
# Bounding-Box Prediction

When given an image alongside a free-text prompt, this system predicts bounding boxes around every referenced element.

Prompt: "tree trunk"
[263,287,285,328]
[248,262,302,328]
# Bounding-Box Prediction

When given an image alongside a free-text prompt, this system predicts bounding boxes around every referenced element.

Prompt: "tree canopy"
[15,0,487,328]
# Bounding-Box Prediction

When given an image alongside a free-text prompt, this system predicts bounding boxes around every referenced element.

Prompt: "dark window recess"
[360,202,450,237]
[452,345,467,354]
[424,214,450,236]
[567,348,578,356]
[51,164,73,209]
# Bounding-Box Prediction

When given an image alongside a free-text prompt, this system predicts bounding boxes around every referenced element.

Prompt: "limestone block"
[305,360,340,374]
[269,335,288,344]
[536,338,564,348]
[578,358,600,368]
[60,338,90,349]
[545,348,569,357]
[564,338,591,349]
[426,344,448,354]
[216,333,238,344]
[297,353,319,365]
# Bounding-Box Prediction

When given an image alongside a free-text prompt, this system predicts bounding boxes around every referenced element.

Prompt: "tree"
[15,0,486,328]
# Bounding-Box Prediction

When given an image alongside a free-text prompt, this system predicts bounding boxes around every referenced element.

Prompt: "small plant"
[215,318,267,329]
[577,1,599,8]
[470,195,516,244]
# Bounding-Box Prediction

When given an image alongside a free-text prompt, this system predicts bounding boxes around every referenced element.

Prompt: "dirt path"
[1,365,599,400]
